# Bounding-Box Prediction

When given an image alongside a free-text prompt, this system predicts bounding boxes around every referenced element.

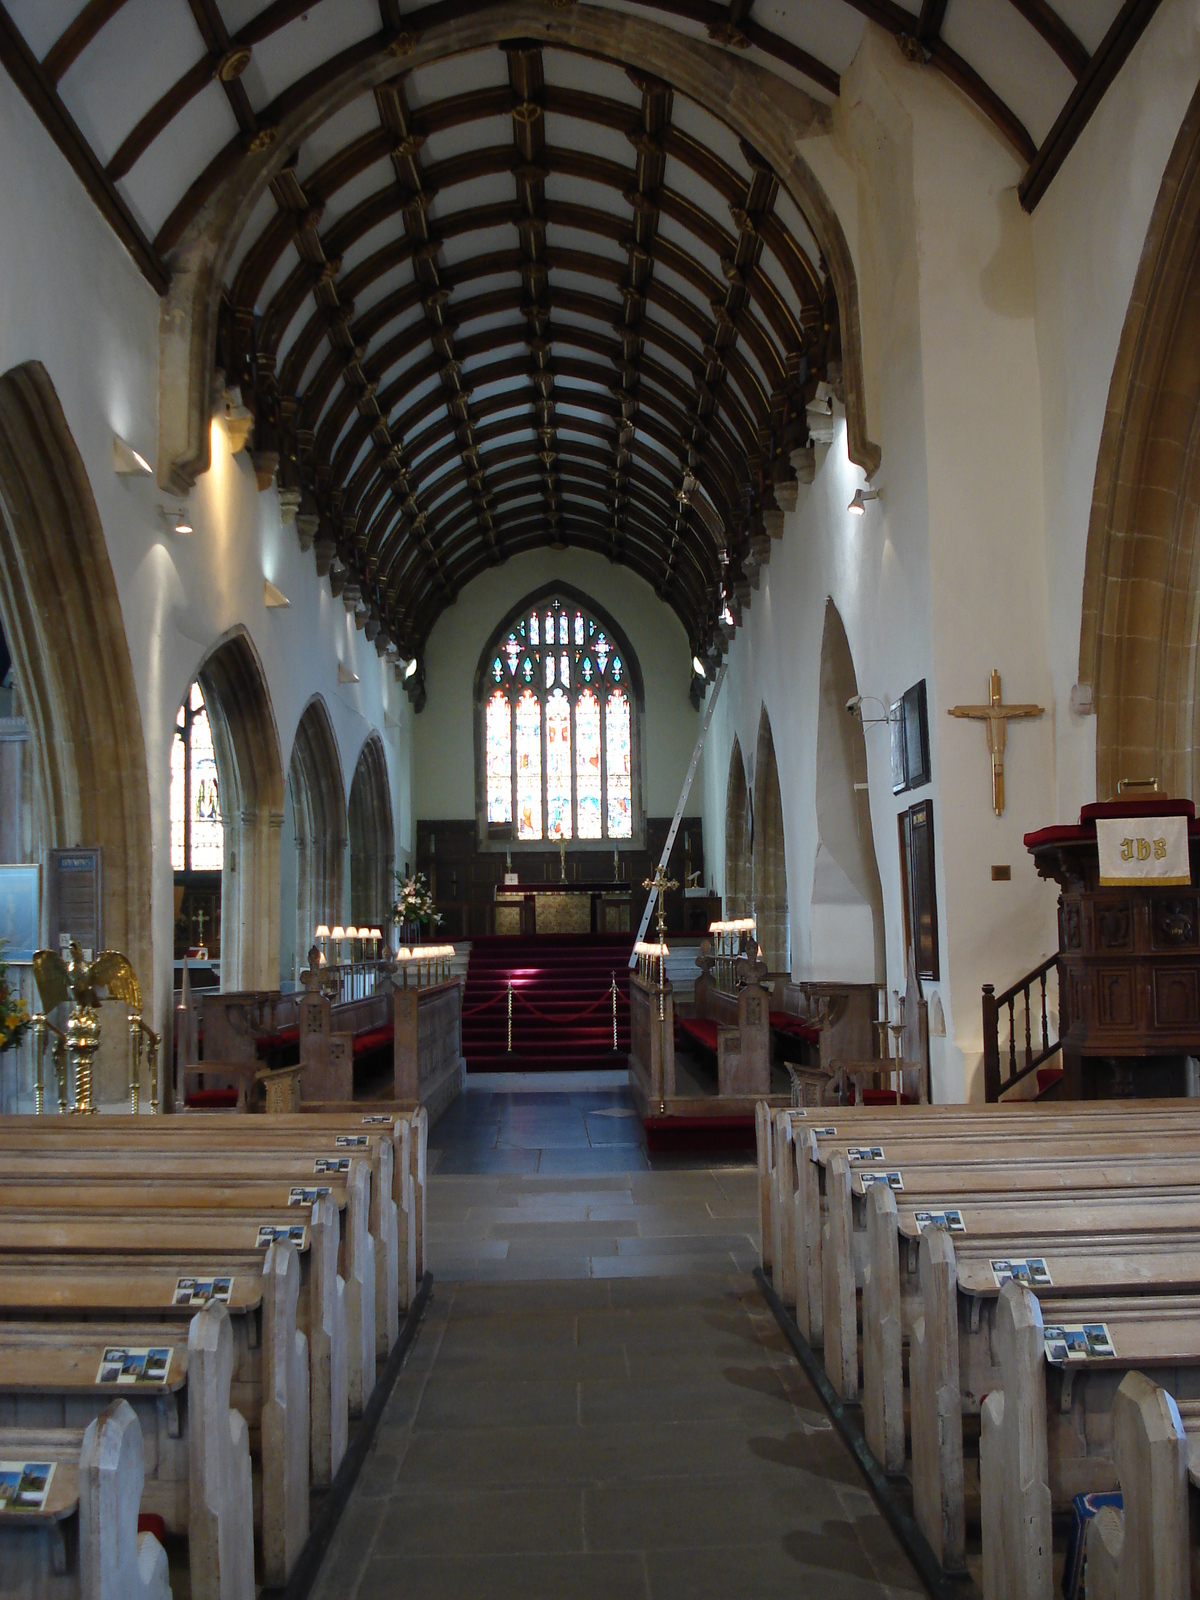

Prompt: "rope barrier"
[462,985,631,1025]
[461,991,508,1019]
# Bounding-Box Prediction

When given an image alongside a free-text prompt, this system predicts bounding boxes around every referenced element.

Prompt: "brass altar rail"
[982,953,1061,1102]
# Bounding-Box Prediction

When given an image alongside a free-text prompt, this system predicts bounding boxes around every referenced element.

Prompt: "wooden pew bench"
[0,1401,171,1600]
[0,1207,345,1513]
[0,1301,258,1600]
[0,1246,309,1587]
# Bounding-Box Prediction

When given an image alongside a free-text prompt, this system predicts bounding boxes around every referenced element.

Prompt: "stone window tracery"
[171,681,223,873]
[477,592,642,846]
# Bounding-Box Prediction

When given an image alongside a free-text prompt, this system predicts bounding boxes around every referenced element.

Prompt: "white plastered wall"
[412,546,699,828]
[701,27,1060,1102]
[1029,0,1200,821]
[0,67,413,1063]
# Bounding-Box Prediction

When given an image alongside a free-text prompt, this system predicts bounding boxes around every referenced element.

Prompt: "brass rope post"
[611,971,618,1051]
[507,979,513,1054]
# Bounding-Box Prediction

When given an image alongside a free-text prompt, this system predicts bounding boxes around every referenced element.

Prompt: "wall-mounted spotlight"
[692,655,707,678]
[263,580,290,609]
[113,434,153,476]
[404,657,418,680]
[158,505,192,535]
[845,692,892,729]
[337,661,360,686]
[848,486,882,516]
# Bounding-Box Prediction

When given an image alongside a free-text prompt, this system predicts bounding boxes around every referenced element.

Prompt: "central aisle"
[311,1086,925,1599]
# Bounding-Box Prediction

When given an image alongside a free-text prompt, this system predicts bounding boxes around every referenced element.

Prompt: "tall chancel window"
[171,682,223,872]
[478,591,643,844]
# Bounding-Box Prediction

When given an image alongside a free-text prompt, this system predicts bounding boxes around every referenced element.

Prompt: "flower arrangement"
[392,872,441,944]
[0,942,30,1055]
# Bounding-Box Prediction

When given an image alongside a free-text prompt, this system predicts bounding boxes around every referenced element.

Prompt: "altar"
[1024,796,1200,1096]
[493,881,632,936]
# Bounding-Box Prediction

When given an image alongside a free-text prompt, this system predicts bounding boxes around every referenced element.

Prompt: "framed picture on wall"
[898,799,939,980]
[890,680,931,795]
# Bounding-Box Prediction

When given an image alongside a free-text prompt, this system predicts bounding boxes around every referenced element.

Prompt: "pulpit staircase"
[982,953,1064,1101]
[461,935,634,1072]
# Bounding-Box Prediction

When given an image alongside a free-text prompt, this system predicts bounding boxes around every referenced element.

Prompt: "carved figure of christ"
[947,670,1044,817]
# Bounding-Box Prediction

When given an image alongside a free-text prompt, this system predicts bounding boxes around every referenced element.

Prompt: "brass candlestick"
[128,1010,144,1114]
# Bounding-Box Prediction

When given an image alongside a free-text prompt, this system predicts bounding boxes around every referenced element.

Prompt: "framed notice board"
[898,800,939,980]
[890,679,931,795]
[47,848,101,953]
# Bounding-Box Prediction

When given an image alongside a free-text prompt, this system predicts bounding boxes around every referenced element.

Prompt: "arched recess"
[811,599,885,982]
[1079,80,1200,800]
[724,739,752,918]
[348,734,394,931]
[752,708,789,975]
[287,696,346,976]
[194,628,284,989]
[0,361,152,987]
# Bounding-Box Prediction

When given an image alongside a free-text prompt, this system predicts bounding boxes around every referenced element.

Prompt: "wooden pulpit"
[1025,797,1200,1096]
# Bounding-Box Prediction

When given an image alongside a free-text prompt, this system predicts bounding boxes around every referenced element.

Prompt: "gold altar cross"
[642,866,679,943]
[947,669,1044,817]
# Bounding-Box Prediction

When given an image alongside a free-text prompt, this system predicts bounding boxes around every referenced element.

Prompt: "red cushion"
[185,1088,240,1108]
[1080,797,1194,821]
[353,1026,394,1056]
[860,1089,918,1106]
[679,1017,720,1053]
[255,1025,299,1049]
[137,1513,167,1543]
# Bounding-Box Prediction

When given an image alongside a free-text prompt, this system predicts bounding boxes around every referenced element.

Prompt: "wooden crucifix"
[947,669,1044,817]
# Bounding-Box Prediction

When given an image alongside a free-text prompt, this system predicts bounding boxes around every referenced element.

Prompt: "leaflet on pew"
[0,1460,54,1512]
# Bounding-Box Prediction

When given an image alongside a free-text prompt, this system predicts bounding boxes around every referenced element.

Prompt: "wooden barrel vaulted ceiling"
[0,0,1153,707]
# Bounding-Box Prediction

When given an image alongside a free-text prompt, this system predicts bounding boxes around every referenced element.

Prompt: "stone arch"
[348,733,394,931]
[159,8,878,497]
[752,707,788,976]
[0,360,152,988]
[1079,80,1200,799]
[724,738,752,918]
[811,599,885,982]
[286,696,346,977]
[192,627,284,989]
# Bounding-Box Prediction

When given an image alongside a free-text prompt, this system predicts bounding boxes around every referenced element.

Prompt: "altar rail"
[982,953,1062,1102]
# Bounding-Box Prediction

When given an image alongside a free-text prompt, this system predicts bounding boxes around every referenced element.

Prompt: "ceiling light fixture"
[158,505,192,535]
[692,655,706,678]
[848,487,881,516]
[405,658,418,680]
[113,434,153,476]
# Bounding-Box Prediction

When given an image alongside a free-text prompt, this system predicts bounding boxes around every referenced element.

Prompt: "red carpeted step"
[462,934,635,1072]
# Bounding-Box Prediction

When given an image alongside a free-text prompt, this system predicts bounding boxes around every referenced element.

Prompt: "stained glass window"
[575,688,602,839]
[606,688,632,839]
[545,689,572,841]
[485,690,512,824]
[479,595,640,844]
[515,689,542,840]
[171,681,223,872]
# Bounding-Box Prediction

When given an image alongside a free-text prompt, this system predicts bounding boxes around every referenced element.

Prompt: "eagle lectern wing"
[31,950,69,1013]
[90,952,141,1011]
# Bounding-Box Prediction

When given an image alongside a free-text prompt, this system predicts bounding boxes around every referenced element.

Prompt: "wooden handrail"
[982,953,1061,1102]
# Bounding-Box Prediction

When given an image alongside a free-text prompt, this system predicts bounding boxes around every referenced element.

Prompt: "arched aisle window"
[474,587,644,847]
[171,681,223,960]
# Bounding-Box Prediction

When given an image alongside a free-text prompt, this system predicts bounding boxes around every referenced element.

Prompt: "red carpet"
[462,935,633,1072]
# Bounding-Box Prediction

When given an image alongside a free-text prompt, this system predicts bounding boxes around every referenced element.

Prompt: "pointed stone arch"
[287,696,346,975]
[348,733,394,931]
[752,707,789,976]
[811,599,885,982]
[0,360,152,989]
[193,627,284,989]
[1079,80,1200,799]
[724,738,752,919]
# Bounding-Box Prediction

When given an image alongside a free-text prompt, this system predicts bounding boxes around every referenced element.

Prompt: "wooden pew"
[0,1301,256,1600]
[685,945,770,1097]
[0,1400,172,1600]
[0,1244,309,1590]
[0,1166,375,1418]
[0,1206,346,1501]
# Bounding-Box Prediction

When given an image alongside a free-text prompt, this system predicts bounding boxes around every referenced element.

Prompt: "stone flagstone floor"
[309,1082,926,1599]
